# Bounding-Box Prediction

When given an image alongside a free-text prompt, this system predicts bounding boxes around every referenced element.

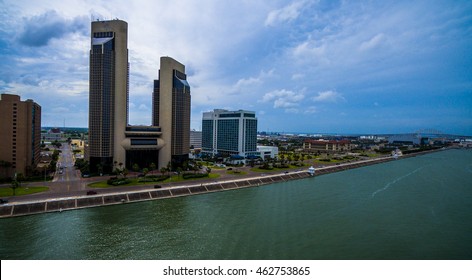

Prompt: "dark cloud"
[18,10,88,47]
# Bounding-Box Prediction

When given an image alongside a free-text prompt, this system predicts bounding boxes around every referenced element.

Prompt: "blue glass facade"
[217,119,239,153]
[202,119,213,150]
[244,119,257,153]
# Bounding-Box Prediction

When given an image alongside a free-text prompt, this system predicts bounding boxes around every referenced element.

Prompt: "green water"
[1,149,471,259]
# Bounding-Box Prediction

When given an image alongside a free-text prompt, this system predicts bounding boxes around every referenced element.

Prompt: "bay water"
[1,149,471,259]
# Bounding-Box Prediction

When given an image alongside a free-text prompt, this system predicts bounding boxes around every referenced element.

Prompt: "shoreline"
[0,148,446,218]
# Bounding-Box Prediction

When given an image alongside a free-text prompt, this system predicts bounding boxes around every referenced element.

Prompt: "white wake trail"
[371,167,424,198]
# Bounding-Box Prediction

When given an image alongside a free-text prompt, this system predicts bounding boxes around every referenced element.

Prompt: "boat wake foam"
[371,166,424,198]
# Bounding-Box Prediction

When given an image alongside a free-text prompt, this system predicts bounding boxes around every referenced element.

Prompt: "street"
[52,143,83,192]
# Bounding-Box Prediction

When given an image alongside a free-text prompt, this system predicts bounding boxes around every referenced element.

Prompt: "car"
[0,199,8,204]
[86,190,97,195]
[154,185,162,189]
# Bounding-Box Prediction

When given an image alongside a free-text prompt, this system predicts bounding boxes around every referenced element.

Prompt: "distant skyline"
[0,0,471,135]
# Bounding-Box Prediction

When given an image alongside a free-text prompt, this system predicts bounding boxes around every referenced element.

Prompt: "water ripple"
[371,166,424,198]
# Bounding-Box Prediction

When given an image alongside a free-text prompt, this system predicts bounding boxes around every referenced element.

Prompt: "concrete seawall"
[0,150,439,218]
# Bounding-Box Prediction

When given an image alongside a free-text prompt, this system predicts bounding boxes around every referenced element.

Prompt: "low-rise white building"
[257,145,278,159]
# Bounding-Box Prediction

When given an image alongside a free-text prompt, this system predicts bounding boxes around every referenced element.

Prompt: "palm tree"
[160,167,167,175]
[96,164,103,176]
[11,173,20,196]
[122,168,128,179]
[149,162,156,174]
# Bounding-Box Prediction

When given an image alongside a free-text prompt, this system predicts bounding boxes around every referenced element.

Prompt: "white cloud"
[359,33,386,51]
[265,1,307,27]
[304,106,317,114]
[0,0,470,134]
[291,73,305,80]
[138,104,149,111]
[261,89,305,109]
[312,90,346,103]
[233,69,274,90]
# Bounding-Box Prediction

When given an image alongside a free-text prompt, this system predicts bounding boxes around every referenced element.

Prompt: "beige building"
[303,139,353,153]
[153,57,191,168]
[0,94,41,178]
[89,20,131,173]
[88,20,190,172]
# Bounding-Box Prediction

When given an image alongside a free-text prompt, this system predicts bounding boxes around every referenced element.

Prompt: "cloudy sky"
[1,0,471,135]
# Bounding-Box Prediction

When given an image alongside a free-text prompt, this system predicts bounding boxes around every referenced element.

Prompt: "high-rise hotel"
[88,20,190,172]
[202,109,257,158]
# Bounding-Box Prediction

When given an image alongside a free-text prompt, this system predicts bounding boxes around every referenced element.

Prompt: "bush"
[182,173,209,179]
[138,175,169,182]
[107,177,131,186]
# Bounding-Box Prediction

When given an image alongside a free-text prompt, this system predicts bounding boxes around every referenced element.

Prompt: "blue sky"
[0,0,471,135]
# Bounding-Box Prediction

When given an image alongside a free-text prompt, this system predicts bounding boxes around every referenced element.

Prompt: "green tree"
[149,162,156,174]
[142,168,149,177]
[160,167,167,175]
[132,163,140,173]
[96,164,103,175]
[122,168,128,179]
[11,173,20,196]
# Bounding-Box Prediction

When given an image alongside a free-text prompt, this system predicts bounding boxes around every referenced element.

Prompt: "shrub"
[182,173,209,179]
[138,175,170,183]
[107,177,131,186]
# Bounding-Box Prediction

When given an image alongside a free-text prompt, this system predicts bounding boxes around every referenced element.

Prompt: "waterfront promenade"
[0,149,440,218]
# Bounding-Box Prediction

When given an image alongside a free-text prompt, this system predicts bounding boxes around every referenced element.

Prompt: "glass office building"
[202,109,257,158]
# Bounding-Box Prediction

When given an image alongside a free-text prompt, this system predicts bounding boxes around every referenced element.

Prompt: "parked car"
[154,185,162,189]
[86,190,97,195]
[0,199,8,204]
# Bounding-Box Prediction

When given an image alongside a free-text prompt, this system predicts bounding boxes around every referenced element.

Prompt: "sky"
[0,0,471,135]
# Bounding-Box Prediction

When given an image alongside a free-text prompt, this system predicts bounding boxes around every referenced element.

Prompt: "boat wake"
[371,167,424,198]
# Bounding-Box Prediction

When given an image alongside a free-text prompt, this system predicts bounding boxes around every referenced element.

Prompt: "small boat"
[308,166,315,176]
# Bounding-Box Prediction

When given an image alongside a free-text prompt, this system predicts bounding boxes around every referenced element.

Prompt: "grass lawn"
[363,153,382,158]
[0,186,49,197]
[88,173,221,188]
